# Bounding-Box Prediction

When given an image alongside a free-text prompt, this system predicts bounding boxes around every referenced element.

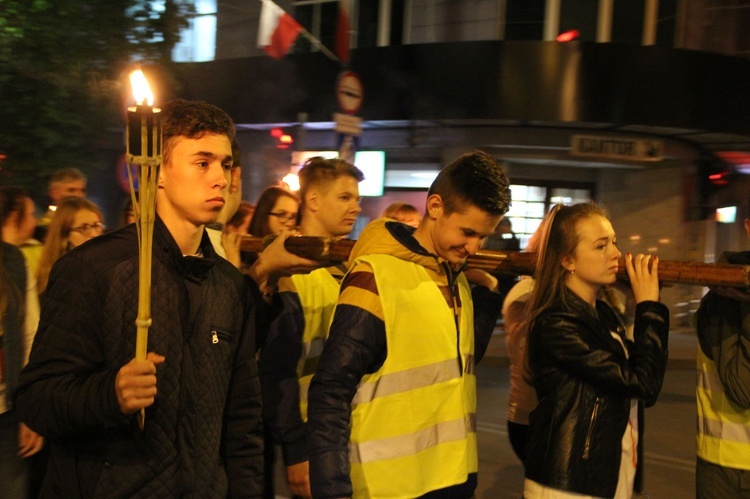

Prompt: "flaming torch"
[126,69,162,429]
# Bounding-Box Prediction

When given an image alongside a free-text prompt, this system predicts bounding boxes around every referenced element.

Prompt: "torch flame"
[130,69,154,106]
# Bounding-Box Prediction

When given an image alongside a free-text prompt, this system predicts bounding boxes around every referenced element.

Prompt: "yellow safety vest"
[696,347,750,469]
[348,254,477,499]
[291,268,340,421]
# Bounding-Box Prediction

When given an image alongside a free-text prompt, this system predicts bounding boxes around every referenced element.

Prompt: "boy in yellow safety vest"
[258,156,363,498]
[695,208,750,498]
[307,150,511,498]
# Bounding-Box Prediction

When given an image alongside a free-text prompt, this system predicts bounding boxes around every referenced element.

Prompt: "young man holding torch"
[15,99,317,497]
[307,150,511,498]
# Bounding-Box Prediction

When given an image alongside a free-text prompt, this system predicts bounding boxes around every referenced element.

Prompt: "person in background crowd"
[227,201,256,236]
[381,201,422,228]
[483,217,521,252]
[204,139,245,268]
[0,187,42,276]
[483,217,522,297]
[501,214,550,463]
[307,150,511,498]
[523,202,669,499]
[15,98,320,497]
[694,206,750,499]
[0,191,43,499]
[248,186,300,237]
[242,184,301,496]
[117,197,135,228]
[219,200,255,270]
[35,197,104,296]
[259,157,363,498]
[34,167,87,242]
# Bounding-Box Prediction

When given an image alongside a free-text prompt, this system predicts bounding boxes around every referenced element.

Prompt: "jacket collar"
[562,287,627,342]
[385,220,468,271]
[153,216,217,284]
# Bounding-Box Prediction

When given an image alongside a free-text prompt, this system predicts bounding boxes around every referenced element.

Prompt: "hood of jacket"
[350,218,466,279]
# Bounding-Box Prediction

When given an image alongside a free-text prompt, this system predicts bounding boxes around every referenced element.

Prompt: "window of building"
[559,0,599,42]
[504,0,676,47]
[172,0,217,62]
[293,0,338,55]
[389,0,405,45]
[292,0,403,53]
[357,0,380,48]
[611,0,645,45]
[505,181,594,248]
[505,0,545,40]
[656,0,677,48]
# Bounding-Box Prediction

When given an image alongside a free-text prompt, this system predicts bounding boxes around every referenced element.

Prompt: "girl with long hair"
[248,186,299,237]
[0,187,43,498]
[247,186,299,497]
[36,197,104,295]
[523,202,669,499]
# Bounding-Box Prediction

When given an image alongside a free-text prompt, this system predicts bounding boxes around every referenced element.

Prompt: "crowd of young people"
[0,97,684,499]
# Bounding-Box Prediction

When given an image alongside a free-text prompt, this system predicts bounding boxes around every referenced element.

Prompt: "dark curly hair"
[161,99,236,165]
[428,150,511,216]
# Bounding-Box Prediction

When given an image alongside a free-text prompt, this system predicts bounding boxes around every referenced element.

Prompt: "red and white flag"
[335,0,351,62]
[258,0,302,59]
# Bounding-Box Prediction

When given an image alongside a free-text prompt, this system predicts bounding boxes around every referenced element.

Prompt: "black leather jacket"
[525,290,669,498]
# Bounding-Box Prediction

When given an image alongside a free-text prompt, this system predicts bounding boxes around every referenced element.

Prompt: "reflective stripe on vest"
[348,254,477,498]
[291,268,340,421]
[696,347,750,470]
[351,355,475,406]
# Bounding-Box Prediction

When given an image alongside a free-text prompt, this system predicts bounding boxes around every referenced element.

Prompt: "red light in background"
[716,151,750,163]
[276,133,294,149]
[271,128,294,149]
[556,29,580,42]
[708,172,730,186]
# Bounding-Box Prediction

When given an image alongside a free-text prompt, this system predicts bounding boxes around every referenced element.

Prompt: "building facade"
[168,0,750,320]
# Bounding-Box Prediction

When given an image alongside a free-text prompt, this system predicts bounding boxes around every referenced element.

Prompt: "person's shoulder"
[64,225,138,273]
[534,297,585,329]
[502,277,534,311]
[724,250,750,265]
[211,252,245,281]
[1,243,25,282]
[1,241,24,260]
[344,259,376,284]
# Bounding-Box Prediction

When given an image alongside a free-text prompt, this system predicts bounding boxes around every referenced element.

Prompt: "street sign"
[336,71,363,114]
[571,134,663,162]
[333,112,362,135]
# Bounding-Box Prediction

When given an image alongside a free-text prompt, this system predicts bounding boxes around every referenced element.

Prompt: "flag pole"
[298,25,341,63]
[258,0,341,63]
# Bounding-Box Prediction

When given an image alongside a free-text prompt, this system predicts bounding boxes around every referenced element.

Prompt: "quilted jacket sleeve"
[307,263,387,499]
[258,287,309,466]
[472,285,503,364]
[15,252,130,437]
[224,279,265,498]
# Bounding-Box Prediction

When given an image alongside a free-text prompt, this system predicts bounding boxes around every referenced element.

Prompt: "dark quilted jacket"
[1,241,27,410]
[16,218,264,498]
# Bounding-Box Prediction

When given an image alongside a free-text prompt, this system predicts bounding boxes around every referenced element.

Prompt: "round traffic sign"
[336,71,363,114]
